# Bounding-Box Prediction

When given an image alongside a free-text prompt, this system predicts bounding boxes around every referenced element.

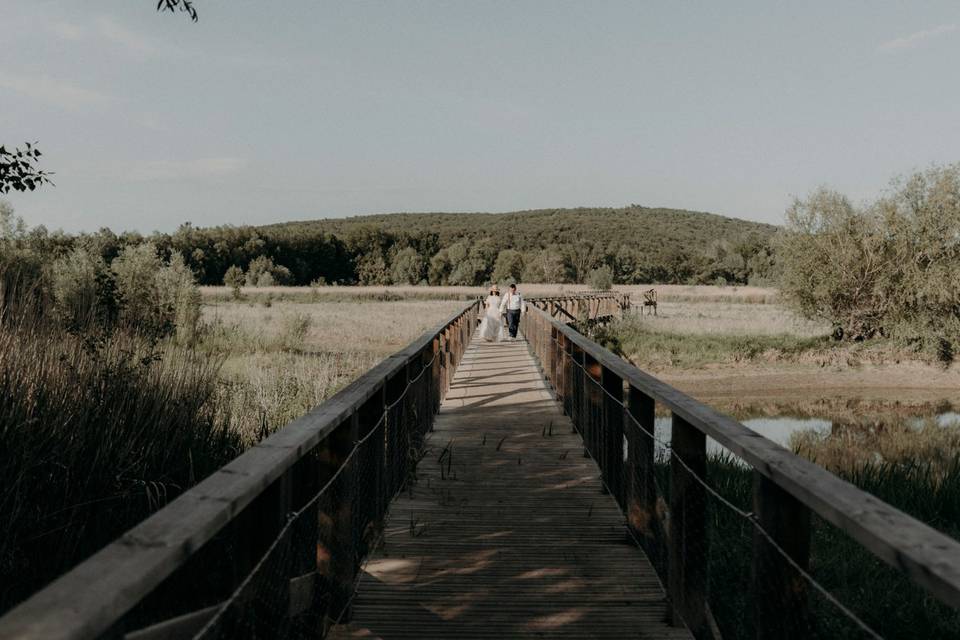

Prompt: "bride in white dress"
[479,285,503,342]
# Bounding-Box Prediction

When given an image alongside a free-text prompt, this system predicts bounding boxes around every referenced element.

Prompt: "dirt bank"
[646,360,960,419]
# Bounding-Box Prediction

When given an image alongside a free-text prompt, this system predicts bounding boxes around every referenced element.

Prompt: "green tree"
[491,249,524,283]
[523,247,568,283]
[390,247,425,285]
[428,248,452,285]
[587,265,613,290]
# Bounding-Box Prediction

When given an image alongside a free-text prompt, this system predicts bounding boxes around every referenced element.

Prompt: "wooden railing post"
[570,344,584,433]
[601,366,624,506]
[584,353,602,460]
[626,386,665,574]
[551,326,561,397]
[317,417,359,627]
[669,414,710,638]
[431,336,441,415]
[751,473,811,639]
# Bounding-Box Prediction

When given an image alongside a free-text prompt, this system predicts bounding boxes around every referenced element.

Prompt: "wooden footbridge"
[3,293,960,639]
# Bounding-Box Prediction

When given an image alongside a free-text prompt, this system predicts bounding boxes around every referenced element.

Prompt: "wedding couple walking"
[479,283,524,342]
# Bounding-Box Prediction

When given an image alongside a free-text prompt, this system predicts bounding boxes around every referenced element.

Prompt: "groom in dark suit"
[499,283,524,340]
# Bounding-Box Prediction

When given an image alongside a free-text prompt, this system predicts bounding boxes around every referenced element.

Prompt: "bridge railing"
[527,291,630,324]
[0,301,480,640]
[521,302,960,639]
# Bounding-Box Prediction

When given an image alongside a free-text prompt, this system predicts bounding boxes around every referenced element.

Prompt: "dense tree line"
[1,204,778,289]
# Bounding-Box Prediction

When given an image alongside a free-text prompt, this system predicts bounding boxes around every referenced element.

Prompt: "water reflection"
[648,412,960,459]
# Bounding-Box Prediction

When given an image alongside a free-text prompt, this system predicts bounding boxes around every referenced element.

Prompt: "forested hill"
[4,204,780,288]
[238,205,779,287]
[261,206,776,258]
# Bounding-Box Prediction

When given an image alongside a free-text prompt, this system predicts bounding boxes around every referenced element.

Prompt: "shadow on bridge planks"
[327,338,691,639]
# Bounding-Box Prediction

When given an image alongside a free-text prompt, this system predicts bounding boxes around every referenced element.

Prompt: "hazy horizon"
[4,1,959,233]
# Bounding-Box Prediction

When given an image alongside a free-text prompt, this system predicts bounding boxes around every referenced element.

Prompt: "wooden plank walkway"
[329,336,691,639]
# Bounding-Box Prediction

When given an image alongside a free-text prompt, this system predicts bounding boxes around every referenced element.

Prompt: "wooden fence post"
[669,413,710,638]
[751,473,811,639]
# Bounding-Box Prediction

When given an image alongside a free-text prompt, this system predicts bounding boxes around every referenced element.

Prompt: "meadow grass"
[197,299,466,443]
[200,283,782,305]
[601,313,830,369]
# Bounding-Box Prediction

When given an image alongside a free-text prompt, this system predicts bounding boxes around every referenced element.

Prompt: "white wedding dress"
[479,294,503,342]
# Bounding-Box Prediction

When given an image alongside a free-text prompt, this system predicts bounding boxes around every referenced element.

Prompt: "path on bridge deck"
[329,336,691,639]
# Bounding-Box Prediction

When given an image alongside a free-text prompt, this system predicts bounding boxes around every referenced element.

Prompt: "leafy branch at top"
[157,0,198,22]
[0,143,54,194]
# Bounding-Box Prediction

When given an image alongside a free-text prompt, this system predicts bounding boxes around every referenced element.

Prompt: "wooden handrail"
[0,301,480,640]
[521,303,960,630]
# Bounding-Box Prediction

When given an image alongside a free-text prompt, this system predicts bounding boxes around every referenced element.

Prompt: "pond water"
[646,412,960,459]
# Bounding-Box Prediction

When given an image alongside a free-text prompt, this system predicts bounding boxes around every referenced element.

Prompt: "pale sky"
[3,1,959,233]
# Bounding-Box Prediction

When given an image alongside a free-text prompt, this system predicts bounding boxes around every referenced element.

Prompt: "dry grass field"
[197,284,960,435]
[200,283,779,303]
[199,298,467,442]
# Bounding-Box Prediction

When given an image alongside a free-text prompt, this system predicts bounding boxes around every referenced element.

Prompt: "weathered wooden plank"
[328,337,690,640]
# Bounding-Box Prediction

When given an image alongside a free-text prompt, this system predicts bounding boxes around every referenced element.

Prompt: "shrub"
[110,244,202,341]
[587,265,614,290]
[157,253,202,345]
[223,265,245,298]
[277,313,312,351]
[245,256,292,287]
[779,165,960,359]
[51,247,114,330]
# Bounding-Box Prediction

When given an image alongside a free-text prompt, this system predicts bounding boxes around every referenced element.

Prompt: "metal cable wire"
[553,332,884,639]
[192,349,443,639]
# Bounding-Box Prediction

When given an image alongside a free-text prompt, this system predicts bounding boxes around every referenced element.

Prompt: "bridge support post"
[626,387,665,575]
[751,472,811,639]
[669,414,710,638]
[601,367,624,506]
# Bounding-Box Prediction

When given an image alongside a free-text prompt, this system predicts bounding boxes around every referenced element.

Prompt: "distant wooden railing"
[0,301,480,640]
[527,291,630,324]
[521,303,960,639]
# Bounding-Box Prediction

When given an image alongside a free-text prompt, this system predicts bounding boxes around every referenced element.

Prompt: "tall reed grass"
[654,453,960,639]
[0,318,241,612]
